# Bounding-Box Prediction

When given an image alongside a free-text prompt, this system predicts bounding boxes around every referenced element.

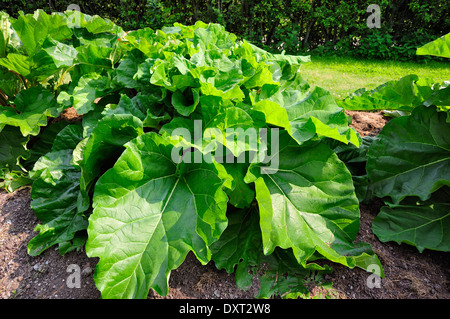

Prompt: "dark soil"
[0,111,449,299]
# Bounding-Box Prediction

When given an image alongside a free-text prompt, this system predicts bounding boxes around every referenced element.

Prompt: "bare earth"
[0,111,449,299]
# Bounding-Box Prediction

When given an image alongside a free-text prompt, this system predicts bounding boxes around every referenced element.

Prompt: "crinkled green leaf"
[21,121,70,170]
[339,75,424,111]
[243,66,277,89]
[0,86,61,136]
[256,86,359,146]
[372,189,450,252]
[125,28,164,59]
[161,97,262,158]
[211,206,262,288]
[75,44,116,72]
[11,10,72,56]
[245,132,381,271]
[101,94,146,120]
[103,93,169,129]
[416,33,450,59]
[113,50,150,90]
[367,105,450,204]
[0,67,20,97]
[223,162,255,209]
[65,10,124,36]
[202,103,260,157]
[0,125,29,173]
[193,23,237,51]
[79,13,124,36]
[58,72,112,114]
[0,12,11,58]
[86,132,229,298]
[43,38,78,68]
[0,53,31,76]
[77,114,144,212]
[28,124,88,256]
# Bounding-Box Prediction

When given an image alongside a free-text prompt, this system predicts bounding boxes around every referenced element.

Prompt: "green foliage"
[371,189,450,252]
[1,1,449,61]
[28,124,88,256]
[87,132,229,298]
[356,31,395,60]
[244,133,378,269]
[338,34,450,253]
[1,8,447,300]
[157,0,448,61]
[367,105,450,204]
[417,33,450,59]
[0,10,384,299]
[0,8,125,193]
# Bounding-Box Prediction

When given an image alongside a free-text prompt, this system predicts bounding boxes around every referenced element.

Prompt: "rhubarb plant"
[0,10,383,299]
[339,33,450,253]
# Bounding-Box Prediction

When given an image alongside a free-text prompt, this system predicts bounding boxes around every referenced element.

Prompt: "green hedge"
[2,0,449,61]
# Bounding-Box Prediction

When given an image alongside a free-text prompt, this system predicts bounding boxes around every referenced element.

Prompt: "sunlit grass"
[300,56,450,100]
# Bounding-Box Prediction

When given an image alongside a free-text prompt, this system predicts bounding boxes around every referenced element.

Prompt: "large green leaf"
[86,132,229,298]
[244,132,381,271]
[193,23,237,51]
[0,125,29,174]
[0,67,20,97]
[211,206,262,288]
[43,38,78,68]
[58,72,112,114]
[125,28,165,59]
[255,86,359,146]
[11,10,72,56]
[416,33,450,59]
[0,12,11,58]
[77,114,144,211]
[74,44,117,75]
[0,86,61,136]
[367,106,450,204]
[113,50,147,89]
[161,97,262,158]
[211,206,336,299]
[100,94,146,121]
[28,124,88,256]
[222,161,255,209]
[0,53,31,76]
[339,74,421,112]
[21,121,70,170]
[372,189,450,252]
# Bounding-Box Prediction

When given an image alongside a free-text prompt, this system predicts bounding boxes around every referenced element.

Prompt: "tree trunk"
[303,18,315,49]
[302,0,316,49]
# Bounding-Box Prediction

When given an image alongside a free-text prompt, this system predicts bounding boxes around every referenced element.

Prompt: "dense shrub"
[0,1,448,63]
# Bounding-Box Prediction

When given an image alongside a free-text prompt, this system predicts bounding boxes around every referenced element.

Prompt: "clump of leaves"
[1,11,382,299]
[338,33,450,253]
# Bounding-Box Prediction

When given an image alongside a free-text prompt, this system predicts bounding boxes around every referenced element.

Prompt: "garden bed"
[1,111,448,300]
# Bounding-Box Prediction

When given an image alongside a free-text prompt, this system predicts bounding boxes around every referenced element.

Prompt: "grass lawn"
[300,56,450,100]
